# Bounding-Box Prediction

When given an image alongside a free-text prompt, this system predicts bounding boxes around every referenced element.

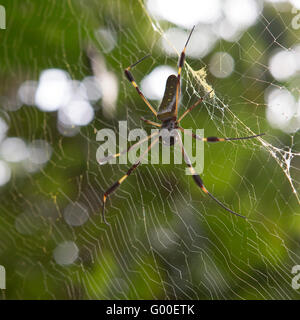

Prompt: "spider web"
[0,0,300,299]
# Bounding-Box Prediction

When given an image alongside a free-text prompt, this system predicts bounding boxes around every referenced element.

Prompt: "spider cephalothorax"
[160,117,178,146]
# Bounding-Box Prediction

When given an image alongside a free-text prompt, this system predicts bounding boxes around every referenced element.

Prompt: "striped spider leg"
[101,134,159,225]
[175,131,246,218]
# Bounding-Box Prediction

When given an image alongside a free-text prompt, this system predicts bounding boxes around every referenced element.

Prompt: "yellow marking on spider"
[142,100,157,116]
[189,167,196,175]
[201,186,208,194]
[144,120,161,127]
[119,175,127,184]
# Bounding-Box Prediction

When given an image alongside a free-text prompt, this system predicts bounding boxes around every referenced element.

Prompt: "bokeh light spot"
[141,65,177,100]
[0,160,11,186]
[53,241,79,266]
[209,52,235,78]
[64,202,89,227]
[0,137,28,163]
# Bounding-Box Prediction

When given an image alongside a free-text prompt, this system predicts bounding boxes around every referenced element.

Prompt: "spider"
[101,26,264,225]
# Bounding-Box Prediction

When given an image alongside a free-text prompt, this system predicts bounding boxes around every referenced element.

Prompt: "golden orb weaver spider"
[101,26,264,225]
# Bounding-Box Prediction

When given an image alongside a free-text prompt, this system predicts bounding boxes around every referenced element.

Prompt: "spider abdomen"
[157,74,179,121]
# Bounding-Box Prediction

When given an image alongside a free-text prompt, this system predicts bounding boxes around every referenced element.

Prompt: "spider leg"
[101,136,159,225]
[178,90,213,123]
[140,117,161,127]
[98,131,159,165]
[176,132,245,219]
[124,55,157,117]
[177,97,203,123]
[178,127,265,142]
[175,26,195,117]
